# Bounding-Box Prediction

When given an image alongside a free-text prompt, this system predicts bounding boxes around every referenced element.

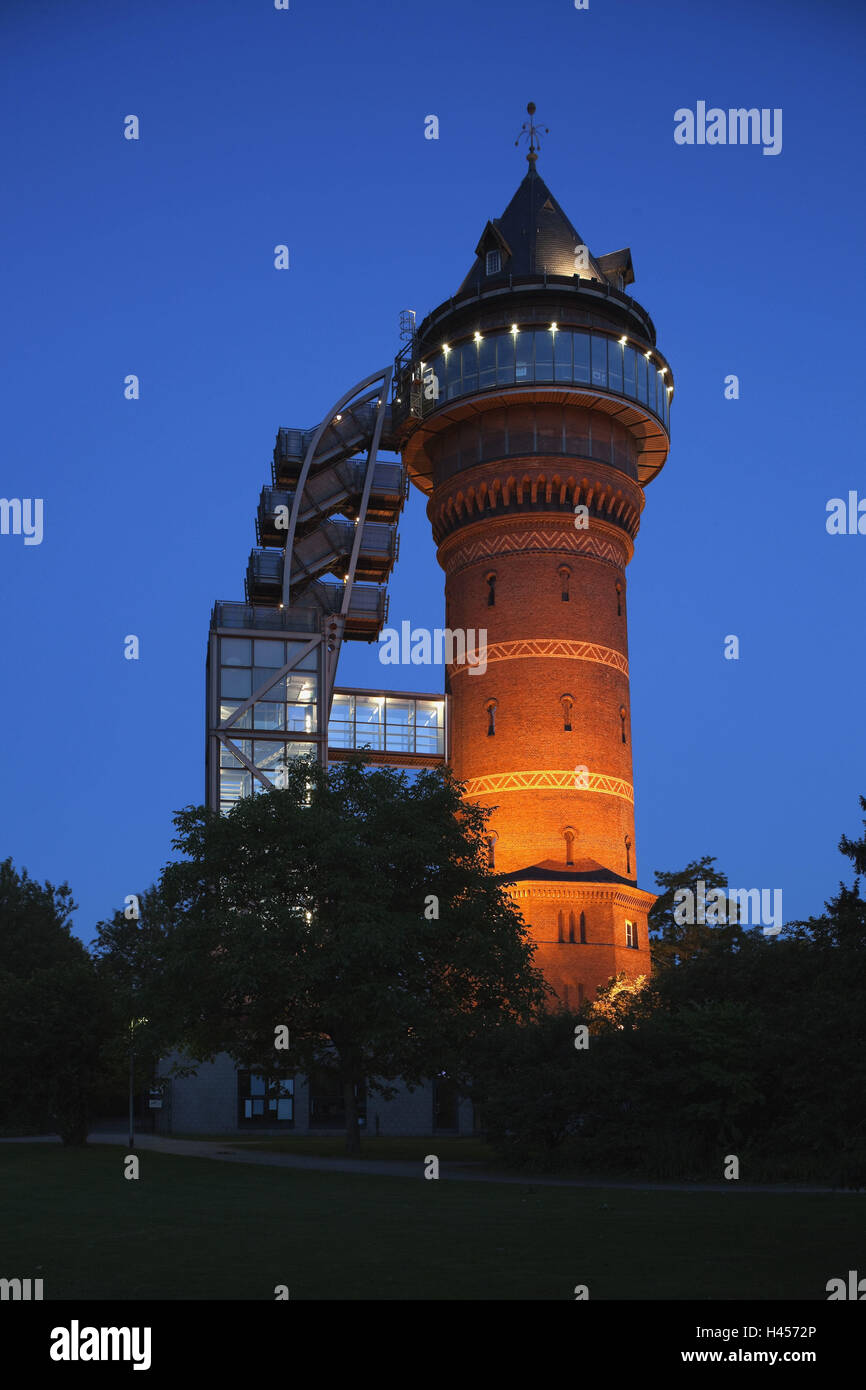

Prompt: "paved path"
[1,1133,860,1194]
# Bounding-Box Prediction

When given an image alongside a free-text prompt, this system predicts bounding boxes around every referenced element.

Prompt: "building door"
[433,1074,459,1131]
[308,1067,366,1129]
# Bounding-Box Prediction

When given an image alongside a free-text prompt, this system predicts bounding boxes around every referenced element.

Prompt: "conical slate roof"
[457,165,608,292]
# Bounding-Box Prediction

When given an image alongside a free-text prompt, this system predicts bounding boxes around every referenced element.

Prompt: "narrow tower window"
[486,572,496,607]
[486,835,496,870]
[561,694,574,732]
[626,919,638,950]
[615,581,623,617]
[564,826,575,866]
[485,249,501,275]
[620,704,628,744]
[625,835,632,876]
[557,910,565,944]
[579,911,586,944]
[568,911,576,944]
[486,699,497,737]
[558,565,571,602]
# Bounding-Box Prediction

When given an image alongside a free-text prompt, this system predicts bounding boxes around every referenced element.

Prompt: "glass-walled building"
[207,617,325,815]
[329,690,447,763]
[208,618,448,812]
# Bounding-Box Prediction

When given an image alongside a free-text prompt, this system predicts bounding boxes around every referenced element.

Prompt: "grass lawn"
[1,1144,859,1300]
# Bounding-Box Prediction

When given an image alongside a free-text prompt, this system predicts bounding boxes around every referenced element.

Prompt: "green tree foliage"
[0,860,114,1144]
[113,758,546,1155]
[649,855,746,970]
[92,884,183,1115]
[839,794,866,877]
[469,1008,587,1166]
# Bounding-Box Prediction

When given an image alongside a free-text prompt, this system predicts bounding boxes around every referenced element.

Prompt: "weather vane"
[515,101,548,166]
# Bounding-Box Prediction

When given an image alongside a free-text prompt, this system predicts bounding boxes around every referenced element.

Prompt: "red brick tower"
[396,133,673,1007]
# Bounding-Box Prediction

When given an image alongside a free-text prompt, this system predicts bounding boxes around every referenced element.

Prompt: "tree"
[649,855,745,970]
[774,796,866,1183]
[839,794,866,877]
[457,799,866,1183]
[150,757,546,1155]
[93,885,187,1137]
[468,1006,588,1168]
[0,859,114,1144]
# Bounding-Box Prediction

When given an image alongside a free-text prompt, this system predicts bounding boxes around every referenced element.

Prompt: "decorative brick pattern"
[446,527,628,575]
[448,637,629,678]
[461,769,635,804]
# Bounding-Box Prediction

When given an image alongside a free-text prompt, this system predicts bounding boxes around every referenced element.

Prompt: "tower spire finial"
[515,101,548,167]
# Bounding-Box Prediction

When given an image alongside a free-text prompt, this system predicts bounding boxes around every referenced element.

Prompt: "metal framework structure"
[278,365,394,700]
[206,366,414,812]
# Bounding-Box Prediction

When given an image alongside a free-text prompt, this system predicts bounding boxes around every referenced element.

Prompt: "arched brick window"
[615,581,623,617]
[486,833,497,869]
[579,910,586,944]
[558,564,571,602]
[625,835,632,875]
[561,694,574,732]
[557,910,565,944]
[619,704,628,744]
[568,911,576,944]
[563,825,576,866]
[486,571,497,607]
[486,698,498,736]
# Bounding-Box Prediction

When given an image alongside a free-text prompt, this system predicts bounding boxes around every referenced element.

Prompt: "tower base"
[504,873,655,1009]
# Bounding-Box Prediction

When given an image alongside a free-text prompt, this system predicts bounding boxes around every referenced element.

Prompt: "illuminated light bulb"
[474,331,482,343]
[667,385,673,394]
[660,366,668,376]
[619,336,627,346]
[442,343,450,355]
[511,324,519,335]
[334,413,342,422]
[550,322,558,332]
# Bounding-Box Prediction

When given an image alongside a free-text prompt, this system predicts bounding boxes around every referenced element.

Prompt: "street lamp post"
[127,1015,148,1150]
[128,1024,135,1149]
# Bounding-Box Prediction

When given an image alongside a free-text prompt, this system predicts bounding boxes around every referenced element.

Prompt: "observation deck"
[394,316,672,492]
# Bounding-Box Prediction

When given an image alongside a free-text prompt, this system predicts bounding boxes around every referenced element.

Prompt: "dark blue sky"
[1,0,863,945]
